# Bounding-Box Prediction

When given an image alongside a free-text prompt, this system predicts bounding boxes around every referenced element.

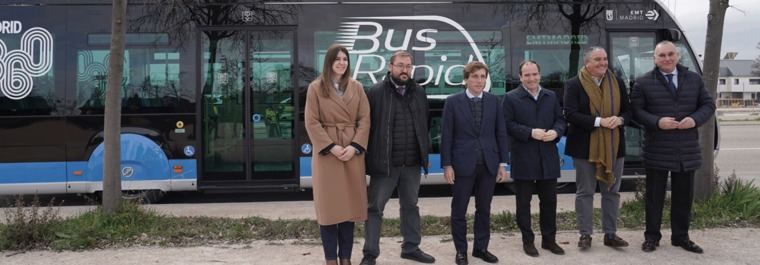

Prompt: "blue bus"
[0,0,708,202]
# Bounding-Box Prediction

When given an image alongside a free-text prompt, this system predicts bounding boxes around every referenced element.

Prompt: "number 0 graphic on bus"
[0,26,53,100]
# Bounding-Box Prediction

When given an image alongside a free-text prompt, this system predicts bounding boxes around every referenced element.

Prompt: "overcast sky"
[665,0,760,60]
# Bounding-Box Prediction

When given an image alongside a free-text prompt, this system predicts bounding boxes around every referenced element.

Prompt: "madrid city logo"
[0,21,54,100]
[335,16,492,94]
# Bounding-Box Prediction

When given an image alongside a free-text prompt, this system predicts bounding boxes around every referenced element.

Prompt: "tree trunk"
[568,21,582,78]
[103,0,128,214]
[695,0,729,200]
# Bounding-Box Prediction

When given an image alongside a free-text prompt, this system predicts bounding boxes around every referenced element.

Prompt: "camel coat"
[304,78,370,225]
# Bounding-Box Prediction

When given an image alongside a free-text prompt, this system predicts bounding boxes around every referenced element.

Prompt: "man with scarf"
[361,51,435,265]
[563,47,631,250]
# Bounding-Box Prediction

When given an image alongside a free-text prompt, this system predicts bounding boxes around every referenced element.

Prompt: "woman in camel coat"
[304,44,370,265]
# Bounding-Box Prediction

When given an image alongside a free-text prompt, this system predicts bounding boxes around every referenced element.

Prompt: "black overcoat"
[630,64,716,171]
[502,86,566,180]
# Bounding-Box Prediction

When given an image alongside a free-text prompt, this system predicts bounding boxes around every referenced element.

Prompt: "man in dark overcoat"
[563,47,631,250]
[631,40,716,254]
[502,60,566,257]
[360,51,435,265]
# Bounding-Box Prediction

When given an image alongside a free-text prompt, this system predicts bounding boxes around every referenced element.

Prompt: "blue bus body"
[1,0,705,197]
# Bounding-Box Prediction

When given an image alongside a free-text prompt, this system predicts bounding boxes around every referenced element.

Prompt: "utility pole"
[696,0,729,200]
[103,0,128,213]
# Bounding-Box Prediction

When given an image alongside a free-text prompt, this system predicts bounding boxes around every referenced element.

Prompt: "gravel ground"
[2,228,757,265]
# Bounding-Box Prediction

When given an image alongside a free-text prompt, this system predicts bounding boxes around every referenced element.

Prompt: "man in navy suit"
[441,61,509,265]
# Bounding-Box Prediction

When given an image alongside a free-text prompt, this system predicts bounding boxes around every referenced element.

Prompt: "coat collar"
[652,64,689,79]
[651,64,689,96]
[326,79,356,116]
[515,84,545,101]
[383,72,418,94]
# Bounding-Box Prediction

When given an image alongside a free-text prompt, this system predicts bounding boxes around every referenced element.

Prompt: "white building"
[717,59,760,107]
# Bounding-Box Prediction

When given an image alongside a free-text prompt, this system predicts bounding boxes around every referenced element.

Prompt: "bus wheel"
[121,190,164,204]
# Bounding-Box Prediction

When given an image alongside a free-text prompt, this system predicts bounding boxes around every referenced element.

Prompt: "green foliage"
[2,176,759,250]
[692,175,760,228]
[50,201,165,249]
[0,196,61,250]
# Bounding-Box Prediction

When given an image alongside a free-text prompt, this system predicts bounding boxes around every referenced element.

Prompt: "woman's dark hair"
[319,44,352,97]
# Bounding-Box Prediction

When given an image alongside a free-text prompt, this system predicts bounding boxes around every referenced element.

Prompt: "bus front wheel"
[120,190,164,204]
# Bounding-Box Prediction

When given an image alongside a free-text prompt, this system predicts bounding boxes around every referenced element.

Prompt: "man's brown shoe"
[578,234,592,250]
[642,239,659,252]
[523,242,539,257]
[541,241,565,255]
[603,234,629,248]
[672,240,703,254]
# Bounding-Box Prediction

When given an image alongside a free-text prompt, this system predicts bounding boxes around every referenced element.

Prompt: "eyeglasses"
[392,64,413,70]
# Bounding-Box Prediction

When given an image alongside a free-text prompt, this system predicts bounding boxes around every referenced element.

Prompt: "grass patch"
[2,176,759,250]
[0,196,61,250]
[692,175,760,228]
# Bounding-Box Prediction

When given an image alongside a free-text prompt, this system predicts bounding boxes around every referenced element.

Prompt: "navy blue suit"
[441,92,509,176]
[441,90,509,254]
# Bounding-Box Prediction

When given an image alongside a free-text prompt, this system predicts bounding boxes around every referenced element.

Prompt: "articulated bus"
[0,0,706,202]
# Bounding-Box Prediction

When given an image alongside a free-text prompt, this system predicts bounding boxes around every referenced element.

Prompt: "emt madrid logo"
[0,21,54,100]
[335,16,492,94]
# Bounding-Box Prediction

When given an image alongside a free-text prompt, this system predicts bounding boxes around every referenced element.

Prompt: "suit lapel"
[455,92,475,134]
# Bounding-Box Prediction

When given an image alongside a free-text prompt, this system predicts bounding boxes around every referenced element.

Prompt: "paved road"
[716,124,760,184]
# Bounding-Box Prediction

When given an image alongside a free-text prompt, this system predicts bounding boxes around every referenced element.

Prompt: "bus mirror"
[659,28,682,42]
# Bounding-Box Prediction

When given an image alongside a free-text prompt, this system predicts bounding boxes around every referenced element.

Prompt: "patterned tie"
[469,96,484,164]
[470,97,482,132]
[665,74,677,94]
[395,85,406,96]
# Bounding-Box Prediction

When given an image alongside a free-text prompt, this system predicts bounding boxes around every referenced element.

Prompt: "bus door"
[608,31,656,175]
[199,28,297,190]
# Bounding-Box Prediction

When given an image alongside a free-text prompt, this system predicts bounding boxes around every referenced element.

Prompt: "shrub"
[0,196,61,250]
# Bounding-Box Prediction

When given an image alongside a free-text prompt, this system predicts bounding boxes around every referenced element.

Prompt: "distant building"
[717,58,760,107]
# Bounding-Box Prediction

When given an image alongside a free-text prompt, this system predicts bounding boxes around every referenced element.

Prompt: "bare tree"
[696,0,730,200]
[752,42,760,76]
[130,1,297,96]
[557,0,605,77]
[496,0,606,80]
[103,0,128,213]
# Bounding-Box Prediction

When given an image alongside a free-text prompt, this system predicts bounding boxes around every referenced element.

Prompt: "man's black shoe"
[578,234,592,250]
[603,234,629,248]
[455,252,468,265]
[359,256,376,265]
[472,249,498,263]
[400,249,435,263]
[641,239,659,252]
[541,241,565,255]
[672,240,704,254]
[523,242,539,257]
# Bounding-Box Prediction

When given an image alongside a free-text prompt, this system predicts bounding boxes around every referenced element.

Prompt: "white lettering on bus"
[0,21,23,34]
[336,15,492,91]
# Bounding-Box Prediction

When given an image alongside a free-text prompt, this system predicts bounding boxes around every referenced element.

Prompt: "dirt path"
[3,228,757,265]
